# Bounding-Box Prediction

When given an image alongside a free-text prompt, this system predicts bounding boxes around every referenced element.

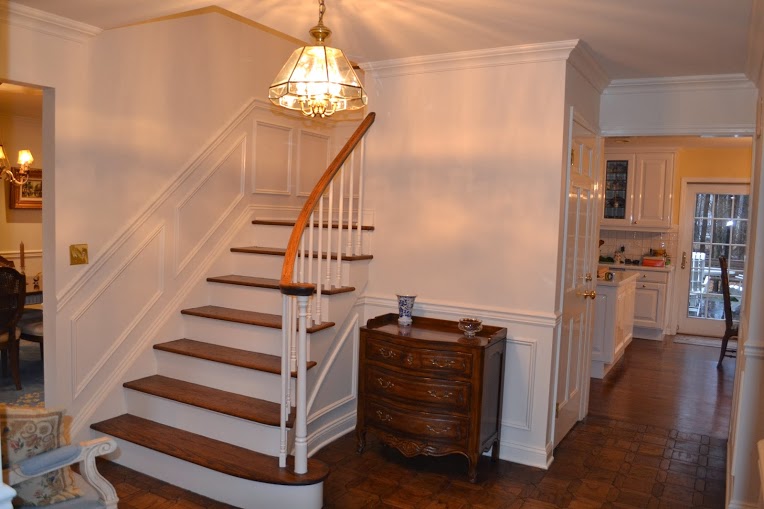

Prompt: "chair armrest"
[4,437,118,509]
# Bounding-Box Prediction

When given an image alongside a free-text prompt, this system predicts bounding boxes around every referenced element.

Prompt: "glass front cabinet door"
[602,155,635,226]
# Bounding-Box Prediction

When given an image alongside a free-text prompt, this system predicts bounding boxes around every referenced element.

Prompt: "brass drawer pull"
[377,377,395,389]
[427,390,453,399]
[426,424,452,434]
[378,347,397,359]
[375,410,392,422]
[430,358,459,369]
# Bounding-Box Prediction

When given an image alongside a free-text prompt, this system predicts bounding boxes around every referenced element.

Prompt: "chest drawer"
[367,400,468,443]
[366,365,470,413]
[365,335,473,377]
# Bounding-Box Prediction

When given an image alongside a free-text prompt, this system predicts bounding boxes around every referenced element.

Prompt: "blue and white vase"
[396,294,416,326]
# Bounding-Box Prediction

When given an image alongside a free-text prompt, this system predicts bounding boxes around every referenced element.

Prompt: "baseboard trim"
[499,437,553,470]
[727,500,758,509]
[308,411,356,458]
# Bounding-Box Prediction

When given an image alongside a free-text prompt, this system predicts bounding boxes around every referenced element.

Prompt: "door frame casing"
[674,177,751,335]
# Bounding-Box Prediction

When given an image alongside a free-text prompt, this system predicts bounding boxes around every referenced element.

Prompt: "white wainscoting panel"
[175,136,246,273]
[503,337,537,431]
[72,226,165,396]
[253,121,292,195]
[297,131,330,196]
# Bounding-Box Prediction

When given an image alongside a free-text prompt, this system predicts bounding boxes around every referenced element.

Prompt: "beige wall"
[672,145,752,224]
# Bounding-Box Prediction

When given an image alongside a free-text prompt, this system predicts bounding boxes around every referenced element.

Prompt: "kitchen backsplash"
[599,230,678,264]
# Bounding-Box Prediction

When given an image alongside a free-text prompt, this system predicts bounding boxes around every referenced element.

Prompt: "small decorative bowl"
[458,318,483,338]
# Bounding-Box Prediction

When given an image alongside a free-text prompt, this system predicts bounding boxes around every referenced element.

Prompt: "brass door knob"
[583,290,597,299]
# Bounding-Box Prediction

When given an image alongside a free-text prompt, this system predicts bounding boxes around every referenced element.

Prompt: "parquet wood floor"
[97,337,733,508]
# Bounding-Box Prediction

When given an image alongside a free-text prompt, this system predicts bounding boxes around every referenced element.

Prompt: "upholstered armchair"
[1,407,119,509]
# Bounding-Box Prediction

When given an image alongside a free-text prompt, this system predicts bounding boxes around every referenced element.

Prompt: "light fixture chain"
[318,0,325,25]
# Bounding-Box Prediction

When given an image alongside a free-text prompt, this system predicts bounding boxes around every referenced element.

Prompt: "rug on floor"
[0,340,44,407]
[672,334,737,350]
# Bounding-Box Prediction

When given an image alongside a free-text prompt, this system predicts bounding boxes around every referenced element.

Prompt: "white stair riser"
[207,282,283,315]
[97,436,323,509]
[231,252,360,288]
[253,224,372,256]
[124,390,284,455]
[182,315,283,355]
[155,350,289,402]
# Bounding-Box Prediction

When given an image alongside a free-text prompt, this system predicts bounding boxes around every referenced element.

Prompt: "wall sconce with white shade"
[269,0,367,118]
[0,145,35,186]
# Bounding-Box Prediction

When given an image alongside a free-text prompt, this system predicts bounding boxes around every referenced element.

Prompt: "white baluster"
[315,198,324,325]
[346,152,355,257]
[336,166,345,288]
[308,213,315,324]
[355,139,366,256]
[294,294,310,474]
[279,295,290,468]
[325,181,334,289]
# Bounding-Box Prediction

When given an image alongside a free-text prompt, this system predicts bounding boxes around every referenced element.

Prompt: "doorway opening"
[677,182,750,336]
[0,81,46,407]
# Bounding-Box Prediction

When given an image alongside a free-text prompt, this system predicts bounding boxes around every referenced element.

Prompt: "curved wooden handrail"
[279,112,376,296]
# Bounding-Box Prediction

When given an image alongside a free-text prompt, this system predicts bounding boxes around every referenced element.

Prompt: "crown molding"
[567,41,611,93]
[0,1,102,44]
[603,74,756,95]
[360,40,579,78]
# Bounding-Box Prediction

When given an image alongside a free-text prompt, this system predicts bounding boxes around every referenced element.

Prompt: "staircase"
[89,113,376,509]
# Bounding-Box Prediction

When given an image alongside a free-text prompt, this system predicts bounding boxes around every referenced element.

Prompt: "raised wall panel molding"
[57,98,268,310]
[307,314,360,419]
[296,131,331,197]
[71,225,166,398]
[175,135,247,275]
[503,337,537,431]
[252,121,292,196]
[0,2,101,43]
[361,40,578,78]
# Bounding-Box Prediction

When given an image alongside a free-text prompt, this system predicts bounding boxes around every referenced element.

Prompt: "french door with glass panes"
[676,183,749,336]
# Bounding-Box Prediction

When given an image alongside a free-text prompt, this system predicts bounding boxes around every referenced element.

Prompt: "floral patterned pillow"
[0,406,81,506]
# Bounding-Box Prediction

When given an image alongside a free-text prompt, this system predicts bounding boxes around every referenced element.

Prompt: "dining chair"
[717,256,738,368]
[0,266,26,389]
[0,255,15,268]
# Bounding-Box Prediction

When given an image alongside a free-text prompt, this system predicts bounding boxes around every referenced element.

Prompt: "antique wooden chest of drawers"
[356,313,506,482]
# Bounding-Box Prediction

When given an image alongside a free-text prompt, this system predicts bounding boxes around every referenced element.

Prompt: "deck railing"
[278,112,376,472]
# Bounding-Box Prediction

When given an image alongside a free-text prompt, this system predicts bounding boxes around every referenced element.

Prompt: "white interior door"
[676,182,750,336]
[554,114,599,446]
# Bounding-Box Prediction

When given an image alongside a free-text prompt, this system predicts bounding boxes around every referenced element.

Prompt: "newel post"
[294,293,310,474]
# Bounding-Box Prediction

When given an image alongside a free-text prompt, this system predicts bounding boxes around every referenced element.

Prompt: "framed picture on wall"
[9,168,42,209]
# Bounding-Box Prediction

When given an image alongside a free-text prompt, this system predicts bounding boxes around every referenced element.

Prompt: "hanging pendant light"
[269,0,367,118]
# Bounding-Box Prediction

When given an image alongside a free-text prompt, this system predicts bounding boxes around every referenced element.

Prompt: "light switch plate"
[70,244,89,265]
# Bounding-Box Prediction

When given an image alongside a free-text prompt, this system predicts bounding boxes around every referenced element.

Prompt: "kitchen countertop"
[596,271,639,287]
[600,263,675,273]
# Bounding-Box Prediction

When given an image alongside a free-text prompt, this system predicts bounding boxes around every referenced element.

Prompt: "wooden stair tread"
[180,306,334,333]
[207,275,355,295]
[124,375,288,427]
[91,414,329,485]
[154,339,317,376]
[252,219,375,231]
[231,246,373,261]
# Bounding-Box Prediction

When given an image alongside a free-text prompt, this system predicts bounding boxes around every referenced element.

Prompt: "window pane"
[695,194,713,218]
[713,194,734,218]
[712,219,732,244]
[736,195,749,218]
[731,220,747,245]
[693,219,712,243]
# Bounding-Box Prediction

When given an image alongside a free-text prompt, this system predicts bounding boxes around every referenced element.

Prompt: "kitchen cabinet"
[602,151,675,229]
[591,272,637,378]
[604,266,673,340]
[356,313,506,483]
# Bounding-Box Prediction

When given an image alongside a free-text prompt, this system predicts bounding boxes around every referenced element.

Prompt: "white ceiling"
[9,0,759,80]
